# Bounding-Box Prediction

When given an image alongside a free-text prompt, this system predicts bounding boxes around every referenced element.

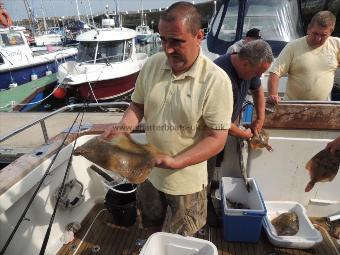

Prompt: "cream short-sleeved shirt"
[270,36,340,100]
[132,51,233,195]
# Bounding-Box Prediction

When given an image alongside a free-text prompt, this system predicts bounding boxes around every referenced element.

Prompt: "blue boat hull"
[0,55,75,90]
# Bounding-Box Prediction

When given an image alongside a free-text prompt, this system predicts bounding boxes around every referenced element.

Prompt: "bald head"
[160,1,202,35]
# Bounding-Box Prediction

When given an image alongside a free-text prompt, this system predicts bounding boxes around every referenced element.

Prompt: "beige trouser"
[136,180,207,236]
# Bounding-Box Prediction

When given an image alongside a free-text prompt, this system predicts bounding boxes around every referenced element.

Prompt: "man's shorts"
[136,180,207,236]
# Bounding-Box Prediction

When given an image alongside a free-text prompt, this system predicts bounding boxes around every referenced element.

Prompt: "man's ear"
[196,29,204,41]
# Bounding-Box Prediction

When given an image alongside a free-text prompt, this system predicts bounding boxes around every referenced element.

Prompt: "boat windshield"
[0,31,25,47]
[211,0,303,42]
[77,41,97,63]
[77,39,133,63]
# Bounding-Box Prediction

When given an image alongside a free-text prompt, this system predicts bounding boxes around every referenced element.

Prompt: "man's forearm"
[252,86,265,122]
[174,129,228,169]
[118,102,144,132]
[267,73,280,96]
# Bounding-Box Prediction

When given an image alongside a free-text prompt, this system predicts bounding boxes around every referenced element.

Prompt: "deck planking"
[57,203,340,255]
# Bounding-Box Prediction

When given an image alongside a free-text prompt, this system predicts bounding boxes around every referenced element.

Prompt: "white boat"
[34,33,63,47]
[0,27,77,90]
[0,101,339,254]
[135,25,155,44]
[57,18,148,101]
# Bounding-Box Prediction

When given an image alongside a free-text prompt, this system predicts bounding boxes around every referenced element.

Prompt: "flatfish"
[305,149,340,192]
[226,198,249,209]
[271,211,299,236]
[248,129,273,152]
[73,133,161,184]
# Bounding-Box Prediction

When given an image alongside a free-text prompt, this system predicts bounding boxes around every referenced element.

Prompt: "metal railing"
[0,102,130,144]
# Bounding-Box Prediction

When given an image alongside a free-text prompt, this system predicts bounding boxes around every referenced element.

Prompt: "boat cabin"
[207,0,304,56]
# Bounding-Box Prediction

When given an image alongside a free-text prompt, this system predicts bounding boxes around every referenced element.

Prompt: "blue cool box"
[221,177,266,243]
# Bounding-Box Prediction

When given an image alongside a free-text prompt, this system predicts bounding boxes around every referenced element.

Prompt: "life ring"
[0,9,13,28]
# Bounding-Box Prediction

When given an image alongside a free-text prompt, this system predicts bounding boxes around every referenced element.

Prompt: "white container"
[263,201,323,249]
[139,232,218,255]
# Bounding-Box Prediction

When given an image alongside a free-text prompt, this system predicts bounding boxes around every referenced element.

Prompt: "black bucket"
[104,183,137,227]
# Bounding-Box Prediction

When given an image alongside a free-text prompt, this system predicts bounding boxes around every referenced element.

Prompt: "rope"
[0,105,84,255]
[72,209,107,254]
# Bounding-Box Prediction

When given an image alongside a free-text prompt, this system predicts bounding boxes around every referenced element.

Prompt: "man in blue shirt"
[207,40,274,227]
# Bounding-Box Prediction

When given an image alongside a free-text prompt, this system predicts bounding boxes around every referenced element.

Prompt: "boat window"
[212,1,238,41]
[0,32,25,47]
[243,0,303,41]
[211,0,303,42]
[77,41,97,63]
[96,39,132,63]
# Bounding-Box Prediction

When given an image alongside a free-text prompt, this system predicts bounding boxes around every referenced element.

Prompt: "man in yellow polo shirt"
[102,2,233,236]
[267,11,340,102]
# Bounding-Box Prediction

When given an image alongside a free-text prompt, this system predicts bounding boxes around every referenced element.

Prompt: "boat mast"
[86,0,95,27]
[23,0,35,35]
[40,0,47,32]
[141,0,144,26]
[75,0,81,21]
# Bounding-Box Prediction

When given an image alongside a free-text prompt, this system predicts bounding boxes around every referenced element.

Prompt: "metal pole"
[39,120,49,144]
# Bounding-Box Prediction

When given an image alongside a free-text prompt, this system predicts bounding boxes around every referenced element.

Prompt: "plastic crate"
[139,232,218,255]
[221,177,266,243]
[263,201,322,249]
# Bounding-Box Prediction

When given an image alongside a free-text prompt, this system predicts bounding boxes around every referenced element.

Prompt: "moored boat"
[57,17,148,102]
[0,27,77,90]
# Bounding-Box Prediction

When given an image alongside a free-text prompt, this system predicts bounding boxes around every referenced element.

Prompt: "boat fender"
[9,82,18,88]
[53,87,66,99]
[45,70,52,76]
[31,73,38,81]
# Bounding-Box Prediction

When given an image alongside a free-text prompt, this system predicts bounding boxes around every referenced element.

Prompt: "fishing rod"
[39,102,87,255]
[0,102,87,255]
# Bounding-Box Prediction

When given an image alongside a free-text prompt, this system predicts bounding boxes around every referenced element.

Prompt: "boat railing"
[0,102,130,144]
[1,100,339,145]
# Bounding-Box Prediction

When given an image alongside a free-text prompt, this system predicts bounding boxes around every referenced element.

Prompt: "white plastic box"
[221,177,266,242]
[263,201,323,249]
[139,232,218,255]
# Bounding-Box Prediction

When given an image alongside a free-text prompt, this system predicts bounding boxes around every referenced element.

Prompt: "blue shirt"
[214,53,261,122]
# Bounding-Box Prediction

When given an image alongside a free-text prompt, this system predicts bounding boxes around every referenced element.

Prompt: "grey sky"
[5,0,209,21]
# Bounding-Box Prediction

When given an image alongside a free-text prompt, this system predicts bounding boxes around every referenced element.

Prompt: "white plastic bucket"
[140,232,218,255]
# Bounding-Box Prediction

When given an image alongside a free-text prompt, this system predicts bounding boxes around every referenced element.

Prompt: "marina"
[0,0,340,254]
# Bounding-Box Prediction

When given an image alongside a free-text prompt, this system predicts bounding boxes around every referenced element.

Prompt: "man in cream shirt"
[102,2,233,236]
[267,11,340,102]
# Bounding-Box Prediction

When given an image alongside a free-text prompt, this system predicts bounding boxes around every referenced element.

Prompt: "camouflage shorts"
[136,180,207,236]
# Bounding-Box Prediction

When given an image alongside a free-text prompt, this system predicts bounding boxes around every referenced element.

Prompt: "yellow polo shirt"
[270,36,340,100]
[132,51,233,195]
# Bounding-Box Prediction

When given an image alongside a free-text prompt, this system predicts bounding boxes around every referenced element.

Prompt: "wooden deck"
[57,203,340,255]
